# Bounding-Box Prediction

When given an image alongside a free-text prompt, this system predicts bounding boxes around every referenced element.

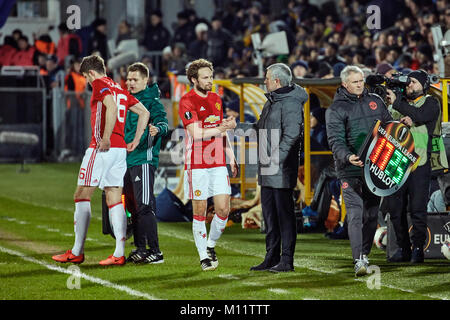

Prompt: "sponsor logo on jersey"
[200,106,206,111]
[204,115,220,124]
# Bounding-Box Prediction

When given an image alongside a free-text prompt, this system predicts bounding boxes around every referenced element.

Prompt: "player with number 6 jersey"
[52,55,149,266]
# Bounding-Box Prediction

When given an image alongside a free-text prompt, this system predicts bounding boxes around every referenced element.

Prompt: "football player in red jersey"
[52,55,149,266]
[179,59,237,270]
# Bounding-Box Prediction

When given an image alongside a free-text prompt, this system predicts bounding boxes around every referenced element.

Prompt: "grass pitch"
[0,163,449,301]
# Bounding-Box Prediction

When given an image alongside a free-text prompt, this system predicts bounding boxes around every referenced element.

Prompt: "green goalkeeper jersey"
[124,83,169,169]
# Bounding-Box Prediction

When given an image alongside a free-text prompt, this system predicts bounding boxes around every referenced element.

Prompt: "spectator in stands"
[116,20,133,45]
[172,10,196,49]
[310,107,328,150]
[88,18,108,60]
[10,35,35,66]
[225,98,256,124]
[64,58,87,156]
[11,29,22,49]
[143,9,171,52]
[0,35,17,66]
[56,23,82,68]
[375,62,396,78]
[167,42,188,74]
[188,22,209,60]
[45,54,64,88]
[291,60,309,78]
[207,15,233,67]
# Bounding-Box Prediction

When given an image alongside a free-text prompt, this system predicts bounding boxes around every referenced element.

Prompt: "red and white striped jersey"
[88,76,139,149]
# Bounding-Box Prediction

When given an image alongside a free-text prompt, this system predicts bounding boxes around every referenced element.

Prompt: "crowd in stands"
[0,0,449,94]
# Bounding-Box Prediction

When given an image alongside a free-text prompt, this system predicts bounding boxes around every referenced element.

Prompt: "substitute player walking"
[52,55,149,266]
[179,59,237,271]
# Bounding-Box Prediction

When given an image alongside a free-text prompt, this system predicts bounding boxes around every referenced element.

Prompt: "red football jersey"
[179,89,226,170]
[89,76,139,148]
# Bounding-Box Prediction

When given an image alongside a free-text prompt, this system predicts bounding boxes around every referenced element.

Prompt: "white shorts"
[184,166,231,200]
[78,147,127,190]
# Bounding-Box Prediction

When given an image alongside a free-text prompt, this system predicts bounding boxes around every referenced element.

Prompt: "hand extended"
[349,154,363,167]
[149,124,159,137]
[400,116,412,127]
[386,88,396,105]
[221,116,237,130]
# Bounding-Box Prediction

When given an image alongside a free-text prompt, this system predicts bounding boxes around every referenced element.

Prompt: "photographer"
[385,70,441,263]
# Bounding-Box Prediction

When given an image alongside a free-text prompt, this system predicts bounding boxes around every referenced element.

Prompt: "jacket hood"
[333,86,369,103]
[266,84,308,103]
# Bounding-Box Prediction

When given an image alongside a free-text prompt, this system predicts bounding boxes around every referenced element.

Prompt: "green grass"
[0,163,449,301]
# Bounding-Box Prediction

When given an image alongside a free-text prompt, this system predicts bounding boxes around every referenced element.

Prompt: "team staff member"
[386,70,441,263]
[52,55,149,266]
[179,59,237,271]
[326,65,392,276]
[124,62,169,264]
[230,63,307,273]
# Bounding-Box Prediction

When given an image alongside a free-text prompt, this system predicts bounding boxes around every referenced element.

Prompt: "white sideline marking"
[0,245,160,300]
[159,229,448,300]
[268,288,289,295]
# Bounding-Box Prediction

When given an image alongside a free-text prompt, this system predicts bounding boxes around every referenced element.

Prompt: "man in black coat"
[326,65,392,276]
[230,63,307,272]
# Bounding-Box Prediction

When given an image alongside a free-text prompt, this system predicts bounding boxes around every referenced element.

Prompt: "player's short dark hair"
[79,55,106,75]
[127,62,149,79]
[186,58,213,85]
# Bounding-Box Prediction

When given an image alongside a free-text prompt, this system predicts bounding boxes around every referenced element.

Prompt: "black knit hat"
[408,69,430,93]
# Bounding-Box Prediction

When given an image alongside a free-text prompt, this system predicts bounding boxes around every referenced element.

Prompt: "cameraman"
[385,70,441,263]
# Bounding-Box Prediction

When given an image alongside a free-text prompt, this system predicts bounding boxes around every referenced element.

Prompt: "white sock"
[207,214,228,248]
[109,202,127,258]
[193,215,208,260]
[72,200,91,256]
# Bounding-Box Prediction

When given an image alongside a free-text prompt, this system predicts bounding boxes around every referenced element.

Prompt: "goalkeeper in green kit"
[124,62,169,264]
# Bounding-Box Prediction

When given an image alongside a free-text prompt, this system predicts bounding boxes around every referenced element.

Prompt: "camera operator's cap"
[375,63,394,75]
[408,69,430,92]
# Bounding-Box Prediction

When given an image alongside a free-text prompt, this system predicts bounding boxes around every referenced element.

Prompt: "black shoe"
[388,248,411,263]
[250,260,279,271]
[207,247,218,268]
[269,262,294,273]
[126,248,150,263]
[200,258,216,271]
[411,247,424,263]
[145,252,164,264]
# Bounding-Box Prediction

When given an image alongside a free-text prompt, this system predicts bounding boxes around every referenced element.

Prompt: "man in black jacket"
[230,63,307,272]
[326,65,392,276]
[385,70,442,263]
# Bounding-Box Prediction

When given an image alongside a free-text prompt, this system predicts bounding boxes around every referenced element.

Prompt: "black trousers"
[384,161,430,249]
[123,163,160,253]
[261,186,297,265]
[341,177,380,261]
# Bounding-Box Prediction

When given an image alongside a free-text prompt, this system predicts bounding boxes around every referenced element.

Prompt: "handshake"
[220,116,237,131]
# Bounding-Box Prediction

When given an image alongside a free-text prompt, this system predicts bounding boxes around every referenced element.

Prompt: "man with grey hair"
[326,65,392,276]
[228,63,307,272]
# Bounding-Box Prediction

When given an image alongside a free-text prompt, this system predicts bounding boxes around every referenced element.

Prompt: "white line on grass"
[159,229,448,300]
[0,245,160,300]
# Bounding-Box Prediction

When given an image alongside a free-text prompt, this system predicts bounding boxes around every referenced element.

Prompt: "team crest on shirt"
[204,115,220,124]
[194,190,202,197]
[215,102,221,111]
